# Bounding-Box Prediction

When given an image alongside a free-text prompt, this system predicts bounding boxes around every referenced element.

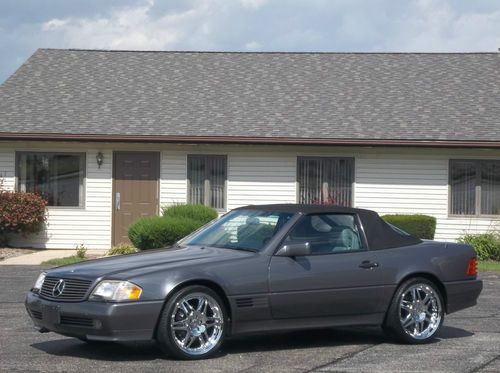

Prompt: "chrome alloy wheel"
[169,292,224,356]
[399,284,442,340]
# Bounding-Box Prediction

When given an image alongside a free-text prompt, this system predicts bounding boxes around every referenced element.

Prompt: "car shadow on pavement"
[30,326,474,361]
[31,339,165,361]
[30,328,385,361]
[225,327,387,354]
[437,325,474,340]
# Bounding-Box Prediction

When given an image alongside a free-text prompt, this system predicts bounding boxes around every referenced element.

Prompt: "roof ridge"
[38,48,500,55]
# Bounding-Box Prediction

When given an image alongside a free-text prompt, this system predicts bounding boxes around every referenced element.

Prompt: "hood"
[47,246,255,280]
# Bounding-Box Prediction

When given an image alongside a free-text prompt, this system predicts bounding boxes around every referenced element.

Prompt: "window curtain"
[481,161,500,215]
[187,155,227,209]
[297,157,354,206]
[450,161,476,215]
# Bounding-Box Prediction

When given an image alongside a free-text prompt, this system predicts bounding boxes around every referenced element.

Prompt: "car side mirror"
[276,242,311,257]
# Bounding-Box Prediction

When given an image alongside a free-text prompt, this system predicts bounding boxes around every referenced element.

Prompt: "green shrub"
[162,204,218,224]
[0,191,47,246]
[106,243,137,256]
[75,243,87,259]
[128,216,202,250]
[382,214,437,239]
[458,233,500,261]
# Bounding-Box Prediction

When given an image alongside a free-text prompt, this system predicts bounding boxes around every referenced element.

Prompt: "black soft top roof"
[238,204,422,250]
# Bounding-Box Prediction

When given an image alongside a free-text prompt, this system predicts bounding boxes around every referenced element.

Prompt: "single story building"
[0,49,499,249]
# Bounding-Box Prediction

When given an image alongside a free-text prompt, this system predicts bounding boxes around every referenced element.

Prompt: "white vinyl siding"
[355,156,449,216]
[1,141,500,248]
[0,148,15,191]
[160,151,188,206]
[227,152,296,209]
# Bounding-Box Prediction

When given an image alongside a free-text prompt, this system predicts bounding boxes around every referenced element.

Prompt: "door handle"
[359,260,379,269]
[115,192,121,210]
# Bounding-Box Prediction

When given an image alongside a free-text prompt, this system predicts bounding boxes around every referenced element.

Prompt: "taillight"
[466,257,478,276]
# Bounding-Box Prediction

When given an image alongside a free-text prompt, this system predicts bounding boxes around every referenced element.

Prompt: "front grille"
[60,315,94,327]
[30,309,43,320]
[40,277,92,301]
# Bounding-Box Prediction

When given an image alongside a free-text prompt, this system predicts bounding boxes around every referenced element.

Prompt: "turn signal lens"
[129,286,142,300]
[466,257,478,276]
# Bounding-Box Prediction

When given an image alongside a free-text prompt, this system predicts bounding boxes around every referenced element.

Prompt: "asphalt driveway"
[1,266,499,373]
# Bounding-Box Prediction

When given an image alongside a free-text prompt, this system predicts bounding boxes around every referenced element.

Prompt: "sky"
[1,0,500,83]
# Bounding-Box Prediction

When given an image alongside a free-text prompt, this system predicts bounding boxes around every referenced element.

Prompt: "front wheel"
[156,285,226,360]
[384,278,444,344]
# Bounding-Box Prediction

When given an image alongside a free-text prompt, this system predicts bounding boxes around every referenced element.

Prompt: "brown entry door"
[113,151,160,245]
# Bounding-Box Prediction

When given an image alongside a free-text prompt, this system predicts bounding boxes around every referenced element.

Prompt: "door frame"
[111,151,160,246]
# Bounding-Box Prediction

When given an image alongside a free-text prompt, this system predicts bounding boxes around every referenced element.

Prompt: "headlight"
[89,280,142,302]
[33,272,46,291]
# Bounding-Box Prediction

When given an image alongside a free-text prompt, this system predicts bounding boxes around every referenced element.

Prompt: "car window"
[182,209,294,251]
[285,213,365,254]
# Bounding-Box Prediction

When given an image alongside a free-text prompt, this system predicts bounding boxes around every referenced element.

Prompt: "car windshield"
[181,209,295,252]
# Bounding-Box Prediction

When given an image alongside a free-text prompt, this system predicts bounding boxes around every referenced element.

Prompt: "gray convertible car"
[26,204,482,360]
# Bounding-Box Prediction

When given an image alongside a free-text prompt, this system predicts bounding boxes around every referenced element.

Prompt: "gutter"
[0,132,500,148]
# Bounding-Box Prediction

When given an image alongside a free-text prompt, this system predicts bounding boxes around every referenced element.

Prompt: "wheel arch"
[384,272,449,323]
[153,278,233,338]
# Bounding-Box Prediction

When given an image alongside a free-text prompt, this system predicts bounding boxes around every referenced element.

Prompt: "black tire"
[156,285,227,360]
[384,277,444,344]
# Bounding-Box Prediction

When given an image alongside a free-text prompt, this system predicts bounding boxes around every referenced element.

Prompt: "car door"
[268,213,388,319]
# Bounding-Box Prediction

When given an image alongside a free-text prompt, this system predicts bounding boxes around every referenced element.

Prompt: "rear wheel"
[384,277,444,344]
[156,285,226,360]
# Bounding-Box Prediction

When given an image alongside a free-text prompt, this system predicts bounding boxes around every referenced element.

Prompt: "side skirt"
[230,313,385,336]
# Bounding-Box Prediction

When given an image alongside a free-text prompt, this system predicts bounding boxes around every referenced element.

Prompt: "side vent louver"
[236,298,254,308]
[235,296,268,308]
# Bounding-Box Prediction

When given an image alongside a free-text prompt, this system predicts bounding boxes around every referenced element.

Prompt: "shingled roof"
[0,49,499,147]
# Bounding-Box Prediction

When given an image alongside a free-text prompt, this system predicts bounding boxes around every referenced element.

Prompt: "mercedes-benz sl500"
[26,204,482,359]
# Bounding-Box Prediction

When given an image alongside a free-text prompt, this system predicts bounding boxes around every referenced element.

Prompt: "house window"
[16,152,86,207]
[450,160,500,216]
[187,155,227,210]
[297,157,354,206]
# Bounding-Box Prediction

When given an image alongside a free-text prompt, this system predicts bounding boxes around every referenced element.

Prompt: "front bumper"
[444,279,483,314]
[25,291,164,341]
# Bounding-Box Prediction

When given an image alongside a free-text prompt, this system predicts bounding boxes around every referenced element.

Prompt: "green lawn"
[478,260,500,272]
[42,256,85,266]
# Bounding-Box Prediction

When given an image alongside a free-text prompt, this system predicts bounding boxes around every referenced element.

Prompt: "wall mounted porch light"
[96,152,104,168]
